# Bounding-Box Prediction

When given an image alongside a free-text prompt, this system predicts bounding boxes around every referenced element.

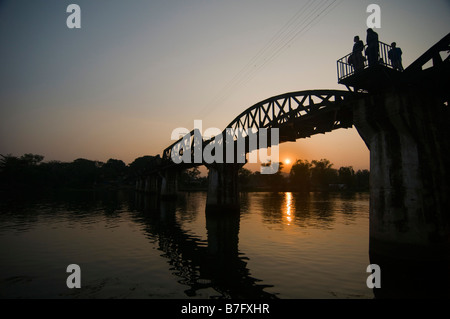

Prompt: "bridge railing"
[337,41,394,82]
[405,32,450,72]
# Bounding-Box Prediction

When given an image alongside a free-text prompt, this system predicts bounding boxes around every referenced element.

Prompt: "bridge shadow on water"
[130,190,450,299]
[130,192,277,299]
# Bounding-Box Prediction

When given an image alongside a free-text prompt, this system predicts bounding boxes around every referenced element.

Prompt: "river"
[0,190,373,299]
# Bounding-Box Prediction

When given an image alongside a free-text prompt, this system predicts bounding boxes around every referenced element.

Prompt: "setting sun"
[285,159,291,165]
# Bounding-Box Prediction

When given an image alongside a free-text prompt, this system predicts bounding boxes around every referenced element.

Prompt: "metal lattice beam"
[162,90,362,165]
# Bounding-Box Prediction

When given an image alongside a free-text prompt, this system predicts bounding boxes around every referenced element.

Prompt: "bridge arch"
[226,89,356,133]
[164,89,362,166]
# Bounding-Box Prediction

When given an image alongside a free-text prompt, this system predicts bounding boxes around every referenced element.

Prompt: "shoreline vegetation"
[0,153,369,195]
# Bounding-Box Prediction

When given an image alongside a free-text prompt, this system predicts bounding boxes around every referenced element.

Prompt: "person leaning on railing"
[350,35,365,72]
[388,42,404,71]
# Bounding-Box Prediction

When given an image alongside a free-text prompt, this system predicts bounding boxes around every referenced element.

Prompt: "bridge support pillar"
[206,163,242,213]
[135,177,145,192]
[144,174,160,194]
[206,208,240,256]
[354,90,450,297]
[160,169,178,199]
[144,176,151,193]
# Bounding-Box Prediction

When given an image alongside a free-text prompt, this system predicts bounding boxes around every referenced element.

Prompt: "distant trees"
[179,167,207,190]
[289,159,312,192]
[237,158,369,192]
[238,162,287,191]
[0,153,45,189]
[128,156,159,176]
[354,169,370,190]
[289,158,369,191]
[338,166,355,189]
[0,153,131,191]
[262,162,286,191]
[69,158,101,187]
[310,159,337,188]
[238,167,253,187]
[102,159,127,177]
[0,153,370,193]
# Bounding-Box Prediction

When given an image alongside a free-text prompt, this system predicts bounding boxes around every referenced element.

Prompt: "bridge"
[136,32,450,293]
[137,89,360,211]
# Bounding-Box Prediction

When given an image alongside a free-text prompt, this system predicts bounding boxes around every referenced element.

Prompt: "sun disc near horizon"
[284,158,291,165]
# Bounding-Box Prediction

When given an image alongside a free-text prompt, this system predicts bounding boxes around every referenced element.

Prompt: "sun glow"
[285,158,291,165]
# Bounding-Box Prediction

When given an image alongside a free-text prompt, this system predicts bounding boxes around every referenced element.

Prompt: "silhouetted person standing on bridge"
[388,42,404,71]
[351,35,365,72]
[366,28,379,67]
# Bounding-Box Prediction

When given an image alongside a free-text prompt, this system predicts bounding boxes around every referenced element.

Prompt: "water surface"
[0,190,372,299]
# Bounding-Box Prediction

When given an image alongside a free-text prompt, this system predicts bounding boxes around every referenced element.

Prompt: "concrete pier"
[144,174,160,194]
[160,169,179,199]
[353,90,450,260]
[206,163,242,213]
[135,177,145,192]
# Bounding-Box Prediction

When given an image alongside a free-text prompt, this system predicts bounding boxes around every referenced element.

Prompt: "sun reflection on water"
[285,192,294,225]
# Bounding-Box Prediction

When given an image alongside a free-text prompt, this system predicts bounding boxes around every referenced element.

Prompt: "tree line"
[180,158,369,192]
[0,153,158,192]
[237,159,369,192]
[0,154,369,193]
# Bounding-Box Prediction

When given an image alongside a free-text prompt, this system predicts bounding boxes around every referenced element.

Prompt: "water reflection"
[1,190,371,298]
[2,189,448,298]
[12,190,445,298]
[132,192,277,299]
[0,190,126,234]
[285,192,293,225]
[257,192,345,229]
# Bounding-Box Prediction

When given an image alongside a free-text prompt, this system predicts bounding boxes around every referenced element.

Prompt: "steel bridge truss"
[163,90,360,166]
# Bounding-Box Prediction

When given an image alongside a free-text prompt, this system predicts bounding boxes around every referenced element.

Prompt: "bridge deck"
[338,33,450,92]
[338,64,403,91]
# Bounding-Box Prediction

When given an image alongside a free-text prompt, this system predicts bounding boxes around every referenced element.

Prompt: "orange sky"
[1,0,449,172]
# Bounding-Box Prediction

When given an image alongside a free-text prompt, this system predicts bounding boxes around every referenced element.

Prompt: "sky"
[1,0,449,172]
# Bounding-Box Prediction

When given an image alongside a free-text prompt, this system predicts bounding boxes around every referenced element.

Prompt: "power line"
[204,0,323,114]
[248,0,342,80]
[189,0,342,128]
[204,0,317,109]
[223,0,334,98]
